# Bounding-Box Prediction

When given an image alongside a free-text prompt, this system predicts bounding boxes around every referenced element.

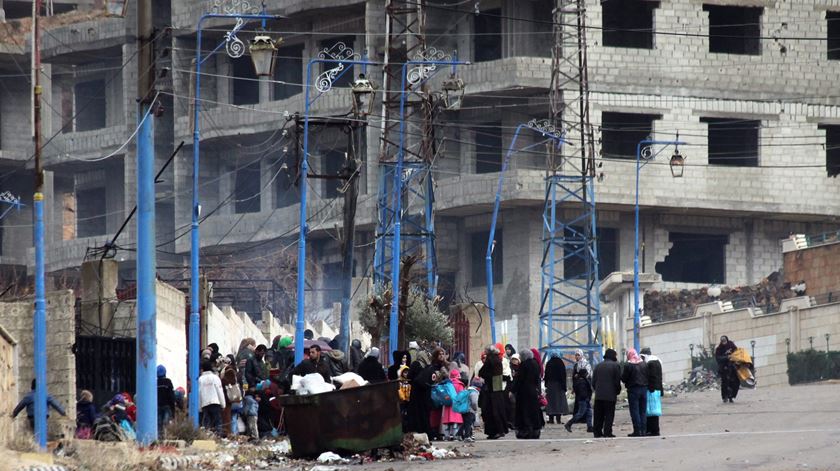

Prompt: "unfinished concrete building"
[1,0,840,352]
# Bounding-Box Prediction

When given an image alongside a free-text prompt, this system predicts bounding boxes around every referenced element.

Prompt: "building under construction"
[0,0,839,352]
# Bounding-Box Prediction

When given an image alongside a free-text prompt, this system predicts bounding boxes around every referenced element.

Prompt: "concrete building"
[1,1,840,350]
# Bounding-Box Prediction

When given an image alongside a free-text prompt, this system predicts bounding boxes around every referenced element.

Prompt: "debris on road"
[670,366,719,395]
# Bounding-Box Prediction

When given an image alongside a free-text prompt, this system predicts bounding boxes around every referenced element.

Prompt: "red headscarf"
[530,348,544,378]
[495,342,505,359]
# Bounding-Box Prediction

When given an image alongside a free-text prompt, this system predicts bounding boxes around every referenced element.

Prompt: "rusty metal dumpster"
[279,380,402,458]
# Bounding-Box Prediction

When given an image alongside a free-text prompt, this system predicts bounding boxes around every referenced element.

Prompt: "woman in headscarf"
[573,349,593,378]
[512,348,545,439]
[531,348,544,378]
[236,338,257,383]
[497,342,514,428]
[451,352,470,383]
[221,356,239,436]
[356,347,387,383]
[349,339,365,372]
[621,348,649,437]
[427,347,450,440]
[544,350,569,424]
[505,344,516,359]
[478,344,509,439]
[406,355,433,435]
[388,350,412,380]
[715,335,740,403]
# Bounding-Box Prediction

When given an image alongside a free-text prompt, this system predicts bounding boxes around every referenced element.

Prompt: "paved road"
[367,382,840,471]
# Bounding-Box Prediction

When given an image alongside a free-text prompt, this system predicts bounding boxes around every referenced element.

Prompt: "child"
[459,377,482,442]
[75,390,97,439]
[242,389,260,440]
[398,365,412,432]
[441,369,464,441]
[565,368,593,433]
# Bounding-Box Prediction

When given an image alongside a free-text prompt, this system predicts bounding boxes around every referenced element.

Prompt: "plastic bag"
[646,390,662,417]
[431,379,456,407]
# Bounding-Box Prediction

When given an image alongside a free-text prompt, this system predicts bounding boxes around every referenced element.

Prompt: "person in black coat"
[715,335,740,403]
[291,345,332,383]
[565,368,593,433]
[591,348,622,438]
[621,349,649,437]
[356,347,387,383]
[641,347,664,436]
[512,349,545,439]
[543,351,568,424]
[388,350,411,380]
[479,346,510,439]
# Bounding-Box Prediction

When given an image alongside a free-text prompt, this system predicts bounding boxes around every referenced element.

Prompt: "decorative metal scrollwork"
[407,48,452,85]
[209,0,261,15]
[315,42,359,93]
[224,17,246,58]
[527,119,564,140]
[640,145,654,160]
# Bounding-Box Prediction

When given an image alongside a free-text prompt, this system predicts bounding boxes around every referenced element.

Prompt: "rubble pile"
[644,271,793,322]
[670,366,719,395]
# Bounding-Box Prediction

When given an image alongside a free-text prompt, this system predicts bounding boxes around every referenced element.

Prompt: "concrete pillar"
[789,306,801,352]
[80,259,119,336]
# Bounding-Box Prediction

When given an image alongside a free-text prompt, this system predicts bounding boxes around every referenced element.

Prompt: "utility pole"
[135,0,158,444]
[31,0,47,450]
[339,123,360,353]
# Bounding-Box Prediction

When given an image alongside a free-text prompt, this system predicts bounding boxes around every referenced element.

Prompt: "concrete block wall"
[639,302,840,388]
[0,291,76,435]
[205,303,269,358]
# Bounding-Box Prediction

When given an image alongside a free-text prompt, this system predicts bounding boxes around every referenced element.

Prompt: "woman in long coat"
[478,345,509,439]
[715,335,740,403]
[544,350,569,424]
[512,349,545,439]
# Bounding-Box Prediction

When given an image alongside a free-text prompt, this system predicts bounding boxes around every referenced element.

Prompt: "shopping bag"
[646,390,662,417]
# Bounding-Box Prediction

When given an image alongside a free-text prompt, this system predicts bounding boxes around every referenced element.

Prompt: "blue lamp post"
[632,135,686,352]
[191,6,280,426]
[486,120,569,343]
[386,53,466,358]
[296,46,374,365]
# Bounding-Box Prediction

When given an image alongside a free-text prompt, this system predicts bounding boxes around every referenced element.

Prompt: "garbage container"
[279,380,402,458]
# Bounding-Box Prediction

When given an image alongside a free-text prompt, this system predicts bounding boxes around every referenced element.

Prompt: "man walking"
[591,348,621,438]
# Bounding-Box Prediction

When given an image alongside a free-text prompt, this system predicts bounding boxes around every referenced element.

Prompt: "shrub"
[786,350,840,385]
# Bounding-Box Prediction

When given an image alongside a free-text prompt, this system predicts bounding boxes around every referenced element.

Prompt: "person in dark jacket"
[349,339,365,372]
[591,348,621,438]
[565,368,593,433]
[512,348,545,439]
[245,345,269,387]
[75,390,97,439]
[291,345,332,382]
[388,350,411,380]
[543,351,568,424]
[478,345,509,439]
[715,335,739,403]
[641,347,664,436]
[356,347,387,383]
[621,348,649,437]
[157,364,176,432]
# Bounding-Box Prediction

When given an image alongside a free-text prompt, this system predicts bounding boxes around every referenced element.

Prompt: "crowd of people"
[11,330,749,443]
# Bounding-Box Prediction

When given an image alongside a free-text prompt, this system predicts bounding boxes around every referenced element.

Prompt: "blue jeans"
[570,399,592,428]
[627,386,648,435]
[158,406,173,432]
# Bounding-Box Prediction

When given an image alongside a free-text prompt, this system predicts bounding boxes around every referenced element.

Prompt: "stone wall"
[112,281,188,390]
[638,302,840,388]
[0,326,18,447]
[784,241,840,298]
[205,303,269,358]
[0,291,76,435]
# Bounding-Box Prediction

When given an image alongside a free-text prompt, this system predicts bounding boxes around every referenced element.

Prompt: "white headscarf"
[574,348,592,377]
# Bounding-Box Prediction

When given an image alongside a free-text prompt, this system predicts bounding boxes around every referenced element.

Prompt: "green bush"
[786,350,840,385]
[691,353,718,374]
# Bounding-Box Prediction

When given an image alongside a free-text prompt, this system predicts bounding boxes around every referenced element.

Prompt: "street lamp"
[191,9,280,427]
[296,46,373,365]
[351,73,376,117]
[785,337,791,354]
[826,333,831,352]
[442,74,466,111]
[632,135,686,352]
[750,340,756,359]
[249,34,279,77]
[689,343,695,357]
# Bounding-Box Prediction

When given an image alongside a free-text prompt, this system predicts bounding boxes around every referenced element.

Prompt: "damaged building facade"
[0,0,839,352]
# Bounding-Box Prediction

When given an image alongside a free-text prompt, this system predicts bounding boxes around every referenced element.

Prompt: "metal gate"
[450,311,471,365]
[75,336,135,406]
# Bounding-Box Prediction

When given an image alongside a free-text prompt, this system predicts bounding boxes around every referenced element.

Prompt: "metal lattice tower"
[374,0,439,296]
[539,0,602,359]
